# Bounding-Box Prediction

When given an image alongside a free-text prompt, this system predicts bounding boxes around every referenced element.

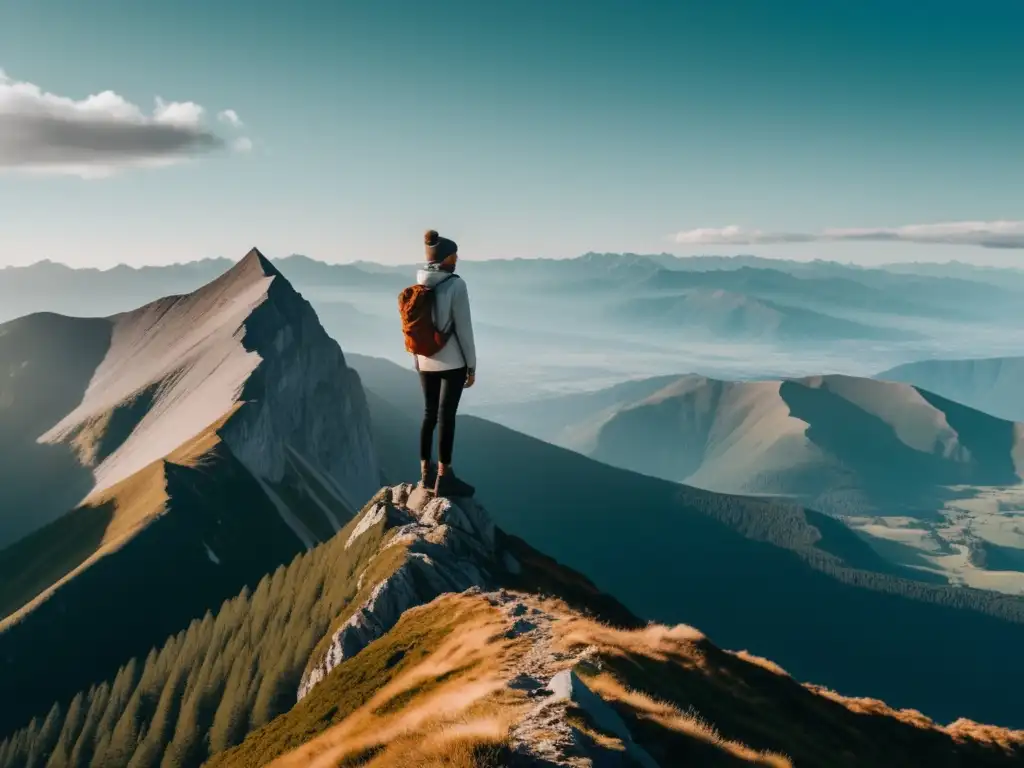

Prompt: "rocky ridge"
[297,484,515,700]
[294,484,675,766]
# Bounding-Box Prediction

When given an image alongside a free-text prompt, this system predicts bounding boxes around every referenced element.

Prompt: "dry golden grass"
[225,590,1024,768]
[729,649,791,678]
[269,595,527,768]
[583,671,793,767]
[166,404,240,467]
[806,685,936,729]
[547,608,1024,766]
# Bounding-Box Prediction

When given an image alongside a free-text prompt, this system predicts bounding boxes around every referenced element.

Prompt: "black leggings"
[419,367,467,465]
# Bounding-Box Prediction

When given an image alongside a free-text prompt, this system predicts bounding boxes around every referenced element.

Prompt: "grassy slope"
[219,589,1024,768]
[0,436,306,739]
[352,358,1024,727]
[206,595,506,768]
[208,508,644,768]
[557,610,1024,767]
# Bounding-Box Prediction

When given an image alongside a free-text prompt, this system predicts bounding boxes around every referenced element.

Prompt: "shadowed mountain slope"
[0,313,112,546]
[0,251,380,737]
[879,356,1024,423]
[348,353,1024,729]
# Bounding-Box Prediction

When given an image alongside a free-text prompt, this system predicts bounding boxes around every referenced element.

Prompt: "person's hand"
[465,370,476,389]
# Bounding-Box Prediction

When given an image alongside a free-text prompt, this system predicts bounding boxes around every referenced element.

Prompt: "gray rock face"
[297,484,511,701]
[220,256,381,513]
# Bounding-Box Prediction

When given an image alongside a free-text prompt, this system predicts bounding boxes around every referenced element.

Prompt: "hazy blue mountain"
[880,260,1024,291]
[611,290,918,342]
[878,356,1024,422]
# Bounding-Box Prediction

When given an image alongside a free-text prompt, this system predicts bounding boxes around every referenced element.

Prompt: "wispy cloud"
[218,109,243,127]
[671,221,1024,250]
[0,68,252,178]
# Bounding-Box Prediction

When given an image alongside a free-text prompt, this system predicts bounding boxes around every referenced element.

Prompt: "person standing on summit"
[397,229,477,498]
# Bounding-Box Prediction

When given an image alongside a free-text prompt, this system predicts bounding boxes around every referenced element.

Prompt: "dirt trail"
[484,589,658,768]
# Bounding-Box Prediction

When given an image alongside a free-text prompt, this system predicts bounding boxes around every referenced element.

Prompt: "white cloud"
[154,97,205,127]
[218,109,243,127]
[232,136,253,153]
[0,68,252,178]
[671,221,1024,250]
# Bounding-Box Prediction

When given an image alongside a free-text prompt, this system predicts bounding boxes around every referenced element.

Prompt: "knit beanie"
[424,229,458,263]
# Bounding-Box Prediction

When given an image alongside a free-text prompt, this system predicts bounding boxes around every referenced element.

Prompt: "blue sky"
[0,0,1021,268]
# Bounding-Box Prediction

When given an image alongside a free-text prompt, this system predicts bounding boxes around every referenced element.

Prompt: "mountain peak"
[238,246,280,277]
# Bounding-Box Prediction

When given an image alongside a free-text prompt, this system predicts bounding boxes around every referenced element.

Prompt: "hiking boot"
[419,462,437,490]
[434,469,475,498]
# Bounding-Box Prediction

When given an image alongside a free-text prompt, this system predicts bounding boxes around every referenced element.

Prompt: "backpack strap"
[437,275,468,368]
[430,273,459,336]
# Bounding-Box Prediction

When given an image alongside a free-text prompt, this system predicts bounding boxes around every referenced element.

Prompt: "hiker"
[397,229,477,497]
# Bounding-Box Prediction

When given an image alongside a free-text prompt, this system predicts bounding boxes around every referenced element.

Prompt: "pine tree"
[69,682,110,768]
[26,703,62,768]
[46,691,86,768]
[10,718,39,768]
[250,659,295,730]
[207,654,253,755]
[127,657,190,768]
[103,648,163,768]
[157,662,205,768]
[91,658,141,767]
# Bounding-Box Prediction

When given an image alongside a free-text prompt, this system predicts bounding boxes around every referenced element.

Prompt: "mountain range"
[2,253,1024,766]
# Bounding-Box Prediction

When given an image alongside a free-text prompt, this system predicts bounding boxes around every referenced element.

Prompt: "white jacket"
[414,267,478,373]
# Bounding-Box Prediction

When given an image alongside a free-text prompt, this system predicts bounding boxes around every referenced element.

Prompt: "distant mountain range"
[3,251,1021,341]
[2,254,1024,766]
[879,356,1024,423]
[612,290,920,342]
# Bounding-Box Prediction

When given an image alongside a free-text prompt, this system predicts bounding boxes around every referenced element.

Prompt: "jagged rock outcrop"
[297,484,516,700]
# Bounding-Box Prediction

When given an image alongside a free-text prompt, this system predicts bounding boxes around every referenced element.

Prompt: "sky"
[0,0,1022,268]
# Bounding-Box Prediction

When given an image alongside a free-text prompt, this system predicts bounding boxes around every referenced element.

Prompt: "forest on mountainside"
[0,503,391,768]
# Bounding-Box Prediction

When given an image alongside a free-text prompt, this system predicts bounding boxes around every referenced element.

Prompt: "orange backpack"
[397,274,456,356]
